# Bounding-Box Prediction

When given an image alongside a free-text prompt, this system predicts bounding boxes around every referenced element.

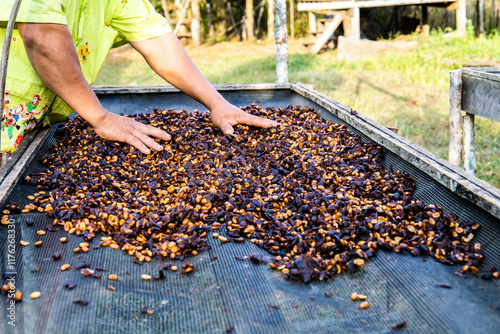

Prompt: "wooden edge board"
[0,127,43,183]
[462,69,500,84]
[461,72,500,122]
[92,83,292,95]
[0,126,51,210]
[289,82,500,220]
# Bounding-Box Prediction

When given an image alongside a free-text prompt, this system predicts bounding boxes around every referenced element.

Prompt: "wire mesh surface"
[1,90,499,334]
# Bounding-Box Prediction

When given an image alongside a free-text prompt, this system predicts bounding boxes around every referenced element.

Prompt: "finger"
[238,112,279,128]
[124,133,151,155]
[217,119,234,135]
[141,124,171,141]
[135,131,164,152]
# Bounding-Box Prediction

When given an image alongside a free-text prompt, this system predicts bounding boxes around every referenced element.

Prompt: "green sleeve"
[0,0,67,25]
[110,0,171,44]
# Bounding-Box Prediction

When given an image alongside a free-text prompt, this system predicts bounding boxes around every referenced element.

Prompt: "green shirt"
[1,0,171,152]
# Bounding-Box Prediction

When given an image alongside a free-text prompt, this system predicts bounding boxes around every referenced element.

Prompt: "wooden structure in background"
[162,0,202,42]
[298,0,472,53]
[449,68,500,175]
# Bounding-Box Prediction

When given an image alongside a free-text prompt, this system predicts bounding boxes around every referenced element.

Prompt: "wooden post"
[463,113,476,175]
[421,4,429,35]
[275,0,288,83]
[191,0,201,46]
[477,0,485,35]
[290,0,294,40]
[456,0,467,36]
[246,0,255,40]
[268,0,275,40]
[351,7,360,41]
[343,11,352,38]
[449,69,463,167]
[308,11,317,33]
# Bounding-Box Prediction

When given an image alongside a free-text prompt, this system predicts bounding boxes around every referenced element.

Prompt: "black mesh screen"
[1,90,499,334]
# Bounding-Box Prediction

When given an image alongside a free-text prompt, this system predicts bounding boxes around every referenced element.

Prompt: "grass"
[94,32,500,188]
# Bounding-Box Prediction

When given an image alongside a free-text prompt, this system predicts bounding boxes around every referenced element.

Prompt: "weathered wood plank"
[0,127,45,184]
[463,67,500,81]
[0,127,51,210]
[298,0,463,11]
[461,70,500,122]
[92,83,293,95]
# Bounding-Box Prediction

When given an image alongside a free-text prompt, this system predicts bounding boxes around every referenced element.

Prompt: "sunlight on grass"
[94,32,500,188]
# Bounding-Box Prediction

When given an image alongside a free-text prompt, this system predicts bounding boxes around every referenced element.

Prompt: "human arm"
[17,22,171,154]
[130,33,278,135]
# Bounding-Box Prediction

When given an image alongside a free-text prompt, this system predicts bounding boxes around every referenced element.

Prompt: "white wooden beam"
[298,0,458,11]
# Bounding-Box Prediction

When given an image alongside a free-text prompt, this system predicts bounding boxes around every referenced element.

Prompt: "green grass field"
[94,32,500,188]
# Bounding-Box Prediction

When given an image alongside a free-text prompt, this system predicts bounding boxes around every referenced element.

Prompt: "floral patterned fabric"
[0,0,171,152]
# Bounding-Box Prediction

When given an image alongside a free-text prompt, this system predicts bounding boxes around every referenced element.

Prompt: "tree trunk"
[206,0,215,43]
[174,0,190,35]
[477,0,484,35]
[275,0,288,83]
[246,0,255,40]
[161,0,170,20]
[267,0,275,40]
[191,0,201,46]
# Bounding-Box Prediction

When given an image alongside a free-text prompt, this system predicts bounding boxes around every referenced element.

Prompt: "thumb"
[218,119,234,135]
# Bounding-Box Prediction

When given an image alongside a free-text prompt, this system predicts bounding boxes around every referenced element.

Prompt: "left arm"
[130,33,277,135]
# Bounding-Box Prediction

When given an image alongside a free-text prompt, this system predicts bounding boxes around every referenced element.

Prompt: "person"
[0,0,277,154]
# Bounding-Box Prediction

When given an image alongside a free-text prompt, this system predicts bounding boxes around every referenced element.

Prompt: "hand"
[93,112,171,154]
[210,103,278,135]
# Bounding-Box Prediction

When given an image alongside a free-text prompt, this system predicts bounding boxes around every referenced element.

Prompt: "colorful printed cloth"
[0,0,171,152]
